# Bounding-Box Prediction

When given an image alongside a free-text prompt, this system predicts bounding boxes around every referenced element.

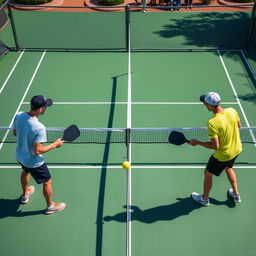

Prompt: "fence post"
[125,5,130,53]
[7,3,20,51]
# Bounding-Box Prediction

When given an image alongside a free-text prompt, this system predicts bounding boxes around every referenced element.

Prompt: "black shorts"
[19,162,51,184]
[206,154,239,176]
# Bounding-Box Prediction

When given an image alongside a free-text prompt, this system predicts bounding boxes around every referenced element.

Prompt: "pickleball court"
[1,3,256,256]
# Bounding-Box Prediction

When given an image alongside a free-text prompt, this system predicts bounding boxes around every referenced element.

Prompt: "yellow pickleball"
[122,161,131,170]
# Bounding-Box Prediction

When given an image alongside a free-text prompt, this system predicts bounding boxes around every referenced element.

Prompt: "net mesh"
[1,127,256,144]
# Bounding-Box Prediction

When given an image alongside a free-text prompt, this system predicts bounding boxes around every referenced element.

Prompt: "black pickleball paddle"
[62,124,80,142]
[168,131,190,145]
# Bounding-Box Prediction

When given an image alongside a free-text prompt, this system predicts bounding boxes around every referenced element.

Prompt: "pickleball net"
[1,126,256,144]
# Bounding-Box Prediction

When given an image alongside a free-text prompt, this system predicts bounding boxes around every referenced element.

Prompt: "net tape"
[1,126,256,144]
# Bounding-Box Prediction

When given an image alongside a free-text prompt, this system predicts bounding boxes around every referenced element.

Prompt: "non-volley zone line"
[22,102,239,105]
[0,165,256,169]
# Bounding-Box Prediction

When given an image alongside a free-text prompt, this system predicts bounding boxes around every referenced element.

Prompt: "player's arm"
[189,137,219,150]
[13,129,17,136]
[34,138,64,155]
[238,121,241,128]
[190,120,219,149]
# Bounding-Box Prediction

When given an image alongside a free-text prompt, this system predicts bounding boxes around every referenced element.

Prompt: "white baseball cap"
[200,92,221,106]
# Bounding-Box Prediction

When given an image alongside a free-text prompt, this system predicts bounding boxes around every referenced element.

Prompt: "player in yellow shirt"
[189,92,242,206]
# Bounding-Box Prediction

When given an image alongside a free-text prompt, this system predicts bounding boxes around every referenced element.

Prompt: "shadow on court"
[238,93,256,104]
[103,196,235,224]
[0,198,44,219]
[154,12,249,49]
[96,73,127,256]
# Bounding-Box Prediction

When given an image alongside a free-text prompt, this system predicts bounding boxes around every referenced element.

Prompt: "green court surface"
[1,49,256,256]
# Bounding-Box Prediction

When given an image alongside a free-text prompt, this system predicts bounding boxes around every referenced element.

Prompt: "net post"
[125,5,130,53]
[7,3,20,51]
[125,128,131,160]
[246,1,256,51]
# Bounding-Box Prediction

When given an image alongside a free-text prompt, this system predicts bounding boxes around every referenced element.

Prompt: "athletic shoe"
[45,202,66,215]
[191,192,210,206]
[21,185,35,204]
[228,188,241,203]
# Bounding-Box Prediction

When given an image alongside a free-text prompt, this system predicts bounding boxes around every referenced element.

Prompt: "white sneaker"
[21,185,35,204]
[45,202,66,215]
[191,192,210,206]
[228,189,241,203]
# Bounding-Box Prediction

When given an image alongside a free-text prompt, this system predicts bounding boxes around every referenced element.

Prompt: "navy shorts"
[206,154,239,176]
[19,162,51,184]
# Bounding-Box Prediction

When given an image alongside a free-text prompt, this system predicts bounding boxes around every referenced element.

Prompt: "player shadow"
[103,195,235,223]
[0,197,44,219]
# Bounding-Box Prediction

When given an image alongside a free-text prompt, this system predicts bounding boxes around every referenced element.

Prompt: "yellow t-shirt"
[207,108,242,161]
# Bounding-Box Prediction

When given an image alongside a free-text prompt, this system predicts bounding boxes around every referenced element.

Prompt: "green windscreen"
[10,10,127,50]
[0,2,15,55]
[130,9,251,50]
[248,5,256,49]
[6,4,254,51]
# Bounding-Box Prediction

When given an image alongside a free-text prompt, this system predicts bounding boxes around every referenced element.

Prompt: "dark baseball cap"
[30,95,53,109]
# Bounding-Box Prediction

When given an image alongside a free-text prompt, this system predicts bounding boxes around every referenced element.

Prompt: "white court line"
[131,102,239,105]
[126,16,132,256]
[0,51,25,95]
[22,101,239,105]
[0,165,255,169]
[0,51,46,151]
[217,50,256,145]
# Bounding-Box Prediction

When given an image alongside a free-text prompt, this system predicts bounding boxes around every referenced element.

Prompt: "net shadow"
[95,73,127,256]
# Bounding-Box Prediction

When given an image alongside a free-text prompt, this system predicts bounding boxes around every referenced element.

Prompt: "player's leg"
[203,170,213,200]
[225,167,239,195]
[225,155,241,203]
[225,167,241,203]
[21,170,30,196]
[32,164,66,214]
[44,178,66,215]
[191,169,211,206]
[20,169,35,204]
[43,178,53,207]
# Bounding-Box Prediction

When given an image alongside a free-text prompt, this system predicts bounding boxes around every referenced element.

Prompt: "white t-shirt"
[13,112,47,168]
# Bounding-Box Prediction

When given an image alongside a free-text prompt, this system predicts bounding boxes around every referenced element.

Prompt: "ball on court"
[122,161,131,170]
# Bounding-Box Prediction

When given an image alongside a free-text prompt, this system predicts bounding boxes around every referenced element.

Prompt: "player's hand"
[54,138,64,148]
[188,139,198,146]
